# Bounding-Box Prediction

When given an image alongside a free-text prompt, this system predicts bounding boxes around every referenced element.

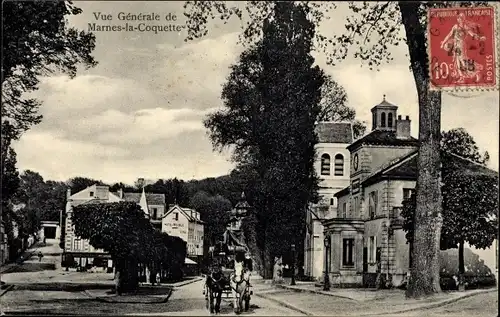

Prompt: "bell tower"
[371,95,398,132]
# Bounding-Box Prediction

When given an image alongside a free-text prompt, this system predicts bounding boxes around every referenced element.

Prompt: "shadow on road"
[8,262,56,273]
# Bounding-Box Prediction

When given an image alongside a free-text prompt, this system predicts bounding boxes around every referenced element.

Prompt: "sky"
[12,1,499,185]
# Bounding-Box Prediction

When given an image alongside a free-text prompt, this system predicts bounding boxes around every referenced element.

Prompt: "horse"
[204,266,226,314]
[230,260,251,314]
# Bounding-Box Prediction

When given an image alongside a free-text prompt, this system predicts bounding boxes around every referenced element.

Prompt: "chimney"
[66,188,71,199]
[118,188,123,199]
[396,115,411,139]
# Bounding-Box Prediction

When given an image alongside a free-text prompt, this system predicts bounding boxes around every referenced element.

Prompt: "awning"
[185,258,197,265]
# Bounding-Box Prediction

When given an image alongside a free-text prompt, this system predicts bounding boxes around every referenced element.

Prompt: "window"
[89,191,94,197]
[381,112,386,127]
[334,154,344,176]
[151,208,158,219]
[368,191,378,219]
[330,198,334,206]
[368,236,377,263]
[321,154,331,175]
[342,238,355,266]
[174,212,179,221]
[73,238,81,250]
[352,196,359,218]
[403,188,415,201]
[342,203,347,218]
[388,113,393,128]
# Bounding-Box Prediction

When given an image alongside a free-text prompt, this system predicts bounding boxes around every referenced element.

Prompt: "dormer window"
[388,113,393,128]
[89,191,94,197]
[381,112,386,127]
[321,154,331,176]
[334,154,344,176]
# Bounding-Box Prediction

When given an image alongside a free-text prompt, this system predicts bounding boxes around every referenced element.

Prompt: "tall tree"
[2,0,97,247]
[203,2,324,278]
[184,0,485,297]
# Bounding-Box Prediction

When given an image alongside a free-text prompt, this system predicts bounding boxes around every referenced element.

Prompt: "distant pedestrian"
[38,251,43,262]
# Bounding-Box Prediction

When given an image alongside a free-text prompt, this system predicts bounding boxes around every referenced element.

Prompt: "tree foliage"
[2,0,97,138]
[67,177,107,194]
[189,191,232,245]
[441,128,490,165]
[72,201,186,293]
[319,75,366,139]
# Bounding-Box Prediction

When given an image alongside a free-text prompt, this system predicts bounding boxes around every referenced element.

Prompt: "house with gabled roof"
[161,204,204,261]
[114,189,166,230]
[327,96,498,288]
[304,121,353,280]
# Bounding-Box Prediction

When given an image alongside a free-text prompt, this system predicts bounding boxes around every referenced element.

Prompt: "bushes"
[440,273,497,290]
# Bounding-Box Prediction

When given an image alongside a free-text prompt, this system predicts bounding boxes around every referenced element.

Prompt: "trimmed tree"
[72,202,156,294]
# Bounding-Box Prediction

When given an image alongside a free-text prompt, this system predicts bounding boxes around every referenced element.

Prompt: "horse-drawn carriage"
[203,229,253,314]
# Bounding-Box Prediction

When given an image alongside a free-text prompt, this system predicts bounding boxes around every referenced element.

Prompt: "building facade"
[304,122,353,280]
[328,97,498,288]
[161,205,204,260]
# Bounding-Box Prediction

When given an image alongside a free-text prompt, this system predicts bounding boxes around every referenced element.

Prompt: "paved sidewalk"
[256,280,498,316]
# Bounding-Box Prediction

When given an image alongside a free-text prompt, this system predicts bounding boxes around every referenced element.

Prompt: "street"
[1,240,497,316]
[1,240,305,316]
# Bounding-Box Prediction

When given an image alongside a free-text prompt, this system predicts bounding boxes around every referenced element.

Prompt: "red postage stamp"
[428,6,498,90]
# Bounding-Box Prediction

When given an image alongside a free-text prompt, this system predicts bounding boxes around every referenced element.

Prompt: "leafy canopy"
[2,0,97,137]
[72,202,156,262]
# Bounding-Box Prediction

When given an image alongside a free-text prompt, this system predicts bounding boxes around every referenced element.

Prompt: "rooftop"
[316,122,353,144]
[347,129,419,151]
[120,192,166,205]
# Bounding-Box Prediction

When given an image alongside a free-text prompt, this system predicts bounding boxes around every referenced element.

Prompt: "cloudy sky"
[12,1,499,185]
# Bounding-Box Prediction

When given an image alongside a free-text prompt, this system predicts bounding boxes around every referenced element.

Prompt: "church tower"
[371,95,398,132]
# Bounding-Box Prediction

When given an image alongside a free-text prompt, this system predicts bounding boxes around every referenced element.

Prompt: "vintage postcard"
[1,1,498,316]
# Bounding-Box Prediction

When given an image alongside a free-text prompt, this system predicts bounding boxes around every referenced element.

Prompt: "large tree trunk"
[400,1,443,298]
[263,247,274,279]
[115,257,139,295]
[458,241,465,291]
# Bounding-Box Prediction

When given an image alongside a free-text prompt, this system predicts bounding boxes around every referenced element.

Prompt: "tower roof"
[371,95,398,112]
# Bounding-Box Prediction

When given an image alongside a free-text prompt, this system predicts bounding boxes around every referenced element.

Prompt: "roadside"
[255,280,498,316]
[0,241,42,275]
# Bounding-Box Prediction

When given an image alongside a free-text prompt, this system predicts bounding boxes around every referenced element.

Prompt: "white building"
[162,204,204,260]
[304,122,353,280]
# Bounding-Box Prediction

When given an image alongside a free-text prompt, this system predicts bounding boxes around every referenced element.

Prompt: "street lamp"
[323,235,331,291]
[290,244,296,286]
